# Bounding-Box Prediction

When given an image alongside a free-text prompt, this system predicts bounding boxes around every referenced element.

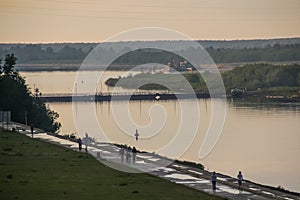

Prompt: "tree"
[0,54,61,133]
[3,53,17,75]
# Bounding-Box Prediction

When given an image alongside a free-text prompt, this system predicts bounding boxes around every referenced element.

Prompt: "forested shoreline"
[0,39,300,69]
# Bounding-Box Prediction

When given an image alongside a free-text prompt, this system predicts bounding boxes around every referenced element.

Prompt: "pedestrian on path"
[237,171,243,191]
[119,147,125,163]
[126,148,131,164]
[30,124,34,138]
[132,147,137,163]
[211,171,217,192]
[85,133,89,154]
[78,138,82,151]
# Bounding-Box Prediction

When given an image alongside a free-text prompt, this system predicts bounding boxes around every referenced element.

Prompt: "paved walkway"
[3,122,300,200]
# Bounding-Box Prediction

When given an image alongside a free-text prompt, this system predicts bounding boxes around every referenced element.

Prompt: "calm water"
[21,70,138,94]
[21,71,300,192]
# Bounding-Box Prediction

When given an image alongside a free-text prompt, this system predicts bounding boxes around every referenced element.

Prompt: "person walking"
[237,171,243,191]
[132,147,137,164]
[119,147,125,163]
[211,171,217,192]
[78,138,82,151]
[30,124,34,138]
[126,148,131,164]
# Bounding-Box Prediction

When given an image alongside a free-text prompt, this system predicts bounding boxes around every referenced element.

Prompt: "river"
[20,71,300,192]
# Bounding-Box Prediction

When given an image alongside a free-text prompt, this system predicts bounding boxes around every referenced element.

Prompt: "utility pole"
[85,132,89,154]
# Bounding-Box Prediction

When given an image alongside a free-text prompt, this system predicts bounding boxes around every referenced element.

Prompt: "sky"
[0,0,299,43]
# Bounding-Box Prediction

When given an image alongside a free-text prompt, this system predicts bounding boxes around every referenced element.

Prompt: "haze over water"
[21,71,300,192]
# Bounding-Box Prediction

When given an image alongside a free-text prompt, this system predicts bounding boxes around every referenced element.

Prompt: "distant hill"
[1,37,300,51]
[0,38,300,71]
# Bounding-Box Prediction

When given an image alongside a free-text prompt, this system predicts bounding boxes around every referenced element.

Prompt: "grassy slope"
[0,131,223,200]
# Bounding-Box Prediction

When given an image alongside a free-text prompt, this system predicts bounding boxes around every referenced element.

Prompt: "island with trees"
[105,63,300,101]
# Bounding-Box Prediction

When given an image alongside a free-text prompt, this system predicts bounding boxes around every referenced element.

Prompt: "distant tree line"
[188,63,300,92]
[0,54,61,132]
[0,43,300,65]
[113,44,300,65]
[221,63,300,91]
[206,44,300,63]
[0,44,89,63]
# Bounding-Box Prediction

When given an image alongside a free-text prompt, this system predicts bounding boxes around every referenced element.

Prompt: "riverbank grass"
[0,130,223,200]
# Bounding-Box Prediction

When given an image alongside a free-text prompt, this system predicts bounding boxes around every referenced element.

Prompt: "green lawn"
[0,130,223,200]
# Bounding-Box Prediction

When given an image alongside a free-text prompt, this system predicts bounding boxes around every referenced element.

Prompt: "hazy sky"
[0,0,299,43]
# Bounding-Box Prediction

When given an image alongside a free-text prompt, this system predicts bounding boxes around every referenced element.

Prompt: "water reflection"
[21,71,140,94]
[230,97,300,112]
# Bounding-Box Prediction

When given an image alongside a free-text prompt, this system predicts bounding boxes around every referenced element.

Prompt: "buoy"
[134,129,139,141]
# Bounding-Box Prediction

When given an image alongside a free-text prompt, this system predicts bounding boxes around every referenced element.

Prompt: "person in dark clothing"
[132,147,137,163]
[78,138,82,151]
[211,171,217,192]
[30,124,34,138]
[237,171,243,191]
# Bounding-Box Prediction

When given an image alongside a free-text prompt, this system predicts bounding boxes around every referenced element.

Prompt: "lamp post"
[85,132,89,154]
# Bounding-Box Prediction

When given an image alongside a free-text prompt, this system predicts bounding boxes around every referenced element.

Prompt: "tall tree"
[3,53,17,76]
[0,53,60,133]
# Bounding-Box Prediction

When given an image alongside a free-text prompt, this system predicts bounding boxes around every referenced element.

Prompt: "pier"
[39,92,212,102]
